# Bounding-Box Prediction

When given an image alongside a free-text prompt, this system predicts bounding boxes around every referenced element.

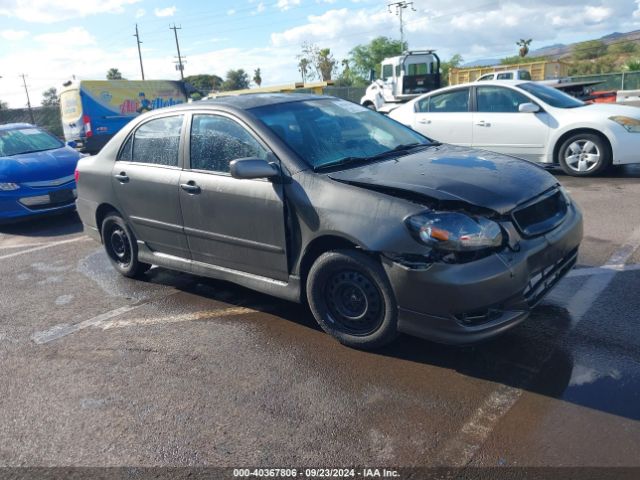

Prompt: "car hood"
[577,102,640,118]
[326,144,557,214]
[0,146,80,184]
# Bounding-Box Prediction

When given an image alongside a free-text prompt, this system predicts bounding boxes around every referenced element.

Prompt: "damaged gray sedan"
[76,94,582,349]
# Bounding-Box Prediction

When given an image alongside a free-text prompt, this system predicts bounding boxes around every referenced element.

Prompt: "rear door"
[179,112,289,281]
[471,85,550,162]
[111,114,190,259]
[412,87,472,146]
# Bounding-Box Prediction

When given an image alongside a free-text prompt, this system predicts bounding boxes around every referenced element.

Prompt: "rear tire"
[101,214,150,278]
[306,250,398,349]
[558,133,611,176]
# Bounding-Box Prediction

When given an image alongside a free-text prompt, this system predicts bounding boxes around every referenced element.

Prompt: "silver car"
[76,94,582,349]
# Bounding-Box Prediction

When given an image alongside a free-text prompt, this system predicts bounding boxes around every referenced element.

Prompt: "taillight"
[74,169,80,183]
[83,115,93,138]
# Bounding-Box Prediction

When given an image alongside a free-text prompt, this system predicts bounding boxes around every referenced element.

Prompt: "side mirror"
[67,140,78,148]
[519,102,540,113]
[230,158,279,180]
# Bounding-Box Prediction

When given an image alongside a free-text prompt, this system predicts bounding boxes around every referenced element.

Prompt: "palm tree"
[253,68,262,87]
[517,39,533,58]
[298,58,310,83]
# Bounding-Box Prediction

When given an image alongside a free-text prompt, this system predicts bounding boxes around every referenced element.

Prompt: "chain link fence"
[0,106,63,138]
[570,71,640,91]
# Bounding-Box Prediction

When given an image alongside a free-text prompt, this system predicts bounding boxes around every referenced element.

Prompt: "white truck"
[360,50,441,113]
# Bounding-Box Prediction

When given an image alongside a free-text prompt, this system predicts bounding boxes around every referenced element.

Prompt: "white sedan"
[388,79,640,176]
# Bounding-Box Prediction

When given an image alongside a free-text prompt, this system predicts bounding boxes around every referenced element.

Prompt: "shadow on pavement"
[0,211,83,237]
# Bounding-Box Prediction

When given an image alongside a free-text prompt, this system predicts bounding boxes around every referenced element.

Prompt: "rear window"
[118,115,183,166]
[0,127,63,157]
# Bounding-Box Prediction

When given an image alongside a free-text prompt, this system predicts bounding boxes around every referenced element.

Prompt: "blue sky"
[2,0,640,108]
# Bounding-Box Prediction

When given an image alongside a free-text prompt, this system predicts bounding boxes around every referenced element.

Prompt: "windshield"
[250,98,430,170]
[519,82,585,108]
[0,127,64,157]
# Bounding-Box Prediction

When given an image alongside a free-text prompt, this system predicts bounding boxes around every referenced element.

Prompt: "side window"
[130,115,183,166]
[520,71,532,80]
[190,114,268,173]
[476,86,531,113]
[497,72,513,80]
[429,89,469,113]
[415,96,430,113]
[477,74,493,81]
[382,64,393,81]
[117,134,133,161]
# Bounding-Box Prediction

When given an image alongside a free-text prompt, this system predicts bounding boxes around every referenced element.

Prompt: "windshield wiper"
[313,142,440,172]
[314,156,370,172]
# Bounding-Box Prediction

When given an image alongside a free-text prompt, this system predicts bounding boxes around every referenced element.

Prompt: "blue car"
[0,123,82,222]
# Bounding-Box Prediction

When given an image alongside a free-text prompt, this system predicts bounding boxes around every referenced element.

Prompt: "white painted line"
[98,306,257,330]
[0,236,90,261]
[567,263,640,278]
[31,305,140,344]
[436,224,640,467]
[0,241,80,250]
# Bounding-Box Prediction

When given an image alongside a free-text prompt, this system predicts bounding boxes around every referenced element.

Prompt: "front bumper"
[382,204,583,344]
[0,182,77,222]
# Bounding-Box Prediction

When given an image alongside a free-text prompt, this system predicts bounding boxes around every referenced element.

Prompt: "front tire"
[558,133,611,176]
[101,214,150,278]
[306,250,398,349]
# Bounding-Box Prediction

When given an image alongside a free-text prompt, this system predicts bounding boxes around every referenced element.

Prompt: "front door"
[111,114,190,259]
[412,87,473,146]
[471,85,550,162]
[179,113,289,281]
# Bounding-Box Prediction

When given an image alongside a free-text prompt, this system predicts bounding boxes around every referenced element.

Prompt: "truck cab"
[362,51,441,112]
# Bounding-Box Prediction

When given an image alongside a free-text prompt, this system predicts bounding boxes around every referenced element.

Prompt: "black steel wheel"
[306,249,398,349]
[101,213,150,278]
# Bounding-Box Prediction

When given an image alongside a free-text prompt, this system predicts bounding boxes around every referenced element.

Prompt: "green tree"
[440,54,463,86]
[184,74,223,96]
[297,42,337,81]
[626,59,640,71]
[41,87,59,107]
[253,68,262,87]
[298,58,310,83]
[221,69,250,91]
[572,40,607,61]
[106,68,124,80]
[349,36,407,80]
[317,48,336,81]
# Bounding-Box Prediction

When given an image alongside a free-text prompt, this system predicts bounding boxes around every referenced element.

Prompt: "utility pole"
[170,24,185,80]
[19,74,35,124]
[388,1,415,49]
[134,23,145,80]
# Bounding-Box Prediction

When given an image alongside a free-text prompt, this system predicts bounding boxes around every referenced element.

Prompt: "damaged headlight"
[405,211,504,252]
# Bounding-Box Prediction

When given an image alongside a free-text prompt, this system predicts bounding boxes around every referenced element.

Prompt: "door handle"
[180,181,201,194]
[114,172,129,182]
[418,119,431,124]
[475,120,490,127]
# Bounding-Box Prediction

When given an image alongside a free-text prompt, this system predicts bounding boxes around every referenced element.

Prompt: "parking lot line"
[0,236,90,261]
[435,223,640,467]
[567,263,640,277]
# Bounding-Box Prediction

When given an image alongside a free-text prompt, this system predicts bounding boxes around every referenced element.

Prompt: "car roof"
[0,123,35,131]
[198,92,326,110]
[415,80,530,98]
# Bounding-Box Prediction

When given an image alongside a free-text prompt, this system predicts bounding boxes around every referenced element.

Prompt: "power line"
[170,24,185,80]
[388,1,415,49]
[134,24,145,80]
[19,74,35,124]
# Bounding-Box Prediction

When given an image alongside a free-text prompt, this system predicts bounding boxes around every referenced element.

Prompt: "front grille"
[19,189,76,211]
[512,189,568,237]
[523,247,578,307]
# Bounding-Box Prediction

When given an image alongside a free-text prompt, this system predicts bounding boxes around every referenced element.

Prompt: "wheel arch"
[95,203,123,241]
[552,127,612,165]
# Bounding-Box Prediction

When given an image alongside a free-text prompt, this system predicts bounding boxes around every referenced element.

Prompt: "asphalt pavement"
[0,166,639,476]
